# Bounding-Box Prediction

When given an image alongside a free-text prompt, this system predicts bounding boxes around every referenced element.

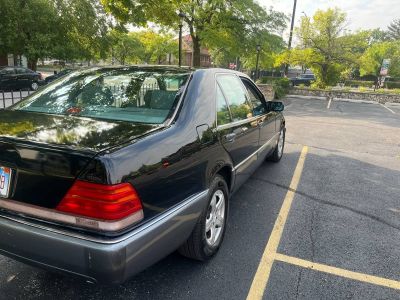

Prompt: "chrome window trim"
[216,115,261,131]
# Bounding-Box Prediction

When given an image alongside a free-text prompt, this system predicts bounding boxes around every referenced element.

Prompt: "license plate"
[0,166,12,198]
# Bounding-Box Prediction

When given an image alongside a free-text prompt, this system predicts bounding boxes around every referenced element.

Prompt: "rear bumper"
[0,190,208,284]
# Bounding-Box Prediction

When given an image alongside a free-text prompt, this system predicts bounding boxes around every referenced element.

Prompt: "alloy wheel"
[205,189,225,247]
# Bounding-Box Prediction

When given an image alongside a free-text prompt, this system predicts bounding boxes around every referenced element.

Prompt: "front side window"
[12,68,190,124]
[217,74,252,122]
[241,79,265,116]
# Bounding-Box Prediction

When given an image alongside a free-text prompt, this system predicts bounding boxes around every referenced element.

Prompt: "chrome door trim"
[233,132,279,171]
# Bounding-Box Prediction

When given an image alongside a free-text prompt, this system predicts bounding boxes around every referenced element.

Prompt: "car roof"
[68,65,251,79]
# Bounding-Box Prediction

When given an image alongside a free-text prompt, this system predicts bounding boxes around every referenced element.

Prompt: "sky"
[258,0,400,39]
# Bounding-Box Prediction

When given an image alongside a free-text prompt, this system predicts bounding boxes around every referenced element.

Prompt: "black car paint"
[44,69,73,83]
[0,66,41,91]
[1,66,284,229]
[0,67,285,282]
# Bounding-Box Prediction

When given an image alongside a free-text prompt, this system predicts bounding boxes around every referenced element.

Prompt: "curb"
[286,94,398,105]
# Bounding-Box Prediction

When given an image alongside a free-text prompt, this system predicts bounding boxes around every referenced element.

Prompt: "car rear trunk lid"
[0,110,160,209]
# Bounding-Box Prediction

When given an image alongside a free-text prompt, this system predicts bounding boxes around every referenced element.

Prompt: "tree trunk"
[192,36,201,67]
[321,64,328,86]
[28,59,38,71]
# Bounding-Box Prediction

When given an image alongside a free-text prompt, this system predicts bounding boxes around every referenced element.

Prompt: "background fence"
[0,90,34,109]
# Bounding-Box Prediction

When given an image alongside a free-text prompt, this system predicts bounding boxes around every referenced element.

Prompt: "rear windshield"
[12,68,190,124]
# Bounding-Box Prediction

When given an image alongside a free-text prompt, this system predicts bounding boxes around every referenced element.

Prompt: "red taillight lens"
[57,180,143,221]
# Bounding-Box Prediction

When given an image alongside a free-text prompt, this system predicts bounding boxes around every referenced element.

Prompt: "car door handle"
[225,133,236,142]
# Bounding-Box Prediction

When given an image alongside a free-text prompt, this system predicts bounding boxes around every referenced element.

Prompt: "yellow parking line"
[246,146,309,300]
[275,253,400,291]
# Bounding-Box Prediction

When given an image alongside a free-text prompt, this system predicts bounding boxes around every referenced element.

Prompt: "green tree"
[101,0,287,67]
[283,8,369,87]
[0,0,63,69]
[387,19,400,40]
[108,30,144,65]
[53,0,110,64]
[0,0,110,69]
[370,28,390,43]
[359,41,400,78]
[134,30,178,64]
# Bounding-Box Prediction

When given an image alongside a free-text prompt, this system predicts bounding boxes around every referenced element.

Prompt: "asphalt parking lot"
[0,96,399,299]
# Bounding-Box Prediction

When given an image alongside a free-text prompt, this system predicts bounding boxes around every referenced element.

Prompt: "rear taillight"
[57,180,143,222]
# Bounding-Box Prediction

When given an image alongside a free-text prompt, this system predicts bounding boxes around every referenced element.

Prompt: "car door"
[0,68,17,91]
[216,74,260,189]
[16,67,34,90]
[240,77,277,159]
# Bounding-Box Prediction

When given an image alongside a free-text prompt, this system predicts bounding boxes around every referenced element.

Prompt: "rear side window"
[216,84,231,126]
[217,74,252,122]
[12,69,190,124]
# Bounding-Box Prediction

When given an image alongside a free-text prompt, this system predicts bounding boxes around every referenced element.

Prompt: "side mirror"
[266,101,284,112]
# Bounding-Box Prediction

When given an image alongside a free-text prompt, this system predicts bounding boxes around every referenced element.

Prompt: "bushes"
[257,76,282,84]
[385,81,400,89]
[344,80,375,88]
[257,77,290,99]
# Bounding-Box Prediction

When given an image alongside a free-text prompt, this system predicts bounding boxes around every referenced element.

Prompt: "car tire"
[179,175,229,261]
[268,127,285,162]
[30,81,39,91]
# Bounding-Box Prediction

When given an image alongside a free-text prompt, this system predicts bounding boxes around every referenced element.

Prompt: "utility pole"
[285,0,297,76]
[255,45,261,80]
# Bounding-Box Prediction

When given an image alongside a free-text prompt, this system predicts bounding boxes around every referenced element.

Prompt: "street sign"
[380,59,391,76]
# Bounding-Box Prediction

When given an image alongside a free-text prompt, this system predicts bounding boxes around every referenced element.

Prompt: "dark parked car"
[45,69,73,84]
[289,73,315,86]
[0,66,285,284]
[0,66,43,91]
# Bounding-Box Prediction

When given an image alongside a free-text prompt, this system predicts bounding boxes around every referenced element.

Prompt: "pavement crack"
[309,209,316,262]
[250,177,400,232]
[294,268,303,300]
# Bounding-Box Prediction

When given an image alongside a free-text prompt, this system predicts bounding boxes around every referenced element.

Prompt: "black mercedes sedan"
[0,66,43,91]
[0,66,285,284]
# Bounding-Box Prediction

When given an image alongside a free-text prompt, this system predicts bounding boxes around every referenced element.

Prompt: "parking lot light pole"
[255,44,261,80]
[285,0,298,76]
[178,11,187,67]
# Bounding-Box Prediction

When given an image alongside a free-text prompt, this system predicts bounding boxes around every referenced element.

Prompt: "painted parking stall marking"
[246,146,308,300]
[275,253,400,291]
[246,144,400,299]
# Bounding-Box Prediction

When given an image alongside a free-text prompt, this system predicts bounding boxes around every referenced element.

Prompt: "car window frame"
[215,73,264,130]
[239,77,268,114]
[216,73,254,120]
